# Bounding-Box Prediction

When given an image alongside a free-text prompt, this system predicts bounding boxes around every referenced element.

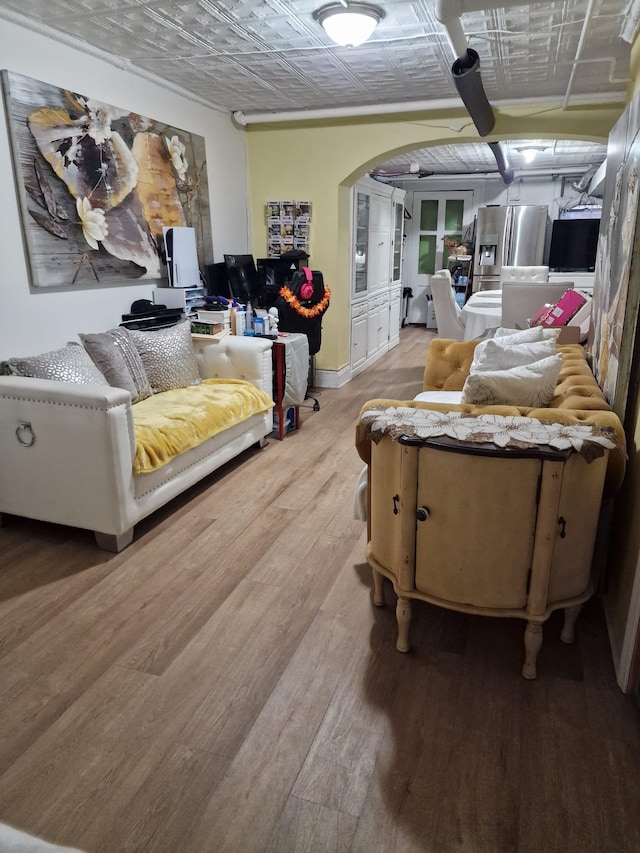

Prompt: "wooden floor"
[1,326,639,853]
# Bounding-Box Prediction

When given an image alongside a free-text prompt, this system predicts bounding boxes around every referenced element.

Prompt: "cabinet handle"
[558,516,567,538]
[416,506,430,522]
[392,494,400,515]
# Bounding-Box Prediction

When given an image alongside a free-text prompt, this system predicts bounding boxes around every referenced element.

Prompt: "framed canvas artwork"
[590,91,640,420]
[1,70,213,288]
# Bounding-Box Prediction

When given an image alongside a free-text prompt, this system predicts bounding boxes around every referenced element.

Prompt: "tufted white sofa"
[0,336,273,551]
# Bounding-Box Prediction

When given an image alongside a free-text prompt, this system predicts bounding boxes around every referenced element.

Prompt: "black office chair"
[274,268,330,411]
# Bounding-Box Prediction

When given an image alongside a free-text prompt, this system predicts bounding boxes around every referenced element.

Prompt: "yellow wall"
[246,102,622,373]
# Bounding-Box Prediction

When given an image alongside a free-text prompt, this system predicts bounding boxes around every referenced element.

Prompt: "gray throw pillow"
[127,320,201,393]
[80,328,152,403]
[5,344,110,385]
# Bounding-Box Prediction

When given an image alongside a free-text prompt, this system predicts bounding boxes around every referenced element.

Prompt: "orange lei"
[279,284,331,318]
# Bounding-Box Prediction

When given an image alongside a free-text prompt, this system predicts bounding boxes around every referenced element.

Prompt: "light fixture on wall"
[313,2,384,47]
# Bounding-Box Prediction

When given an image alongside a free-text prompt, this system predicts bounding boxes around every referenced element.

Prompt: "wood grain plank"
[264,795,358,853]
[187,610,365,853]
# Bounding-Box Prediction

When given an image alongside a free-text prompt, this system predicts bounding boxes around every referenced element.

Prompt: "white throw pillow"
[494,326,560,343]
[461,354,563,407]
[413,390,464,404]
[470,338,557,373]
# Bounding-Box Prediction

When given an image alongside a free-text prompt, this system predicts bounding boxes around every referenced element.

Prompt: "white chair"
[501,281,574,329]
[430,272,465,339]
[501,265,549,286]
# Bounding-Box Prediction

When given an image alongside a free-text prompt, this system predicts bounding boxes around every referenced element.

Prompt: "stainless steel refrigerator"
[473,205,548,291]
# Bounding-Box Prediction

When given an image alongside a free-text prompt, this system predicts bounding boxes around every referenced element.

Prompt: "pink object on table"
[530,289,587,327]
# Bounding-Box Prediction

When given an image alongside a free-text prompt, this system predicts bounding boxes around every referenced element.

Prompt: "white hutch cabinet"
[350,177,405,377]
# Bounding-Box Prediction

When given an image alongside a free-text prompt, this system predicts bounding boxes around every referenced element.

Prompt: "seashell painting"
[2,70,213,288]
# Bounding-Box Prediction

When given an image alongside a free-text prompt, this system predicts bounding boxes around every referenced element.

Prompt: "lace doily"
[358,406,617,460]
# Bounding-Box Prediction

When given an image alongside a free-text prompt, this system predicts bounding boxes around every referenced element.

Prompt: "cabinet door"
[367,303,379,355]
[368,193,392,292]
[377,302,390,352]
[389,287,402,347]
[547,452,608,603]
[354,192,370,296]
[414,446,539,609]
[391,199,404,286]
[351,312,368,370]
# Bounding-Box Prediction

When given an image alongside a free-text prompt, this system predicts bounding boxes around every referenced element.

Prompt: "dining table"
[461,290,503,340]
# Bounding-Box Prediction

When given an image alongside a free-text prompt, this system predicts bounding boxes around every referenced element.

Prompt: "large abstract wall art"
[1,70,213,288]
[590,92,640,420]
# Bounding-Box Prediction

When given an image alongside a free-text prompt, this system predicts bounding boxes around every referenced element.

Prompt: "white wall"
[0,19,249,358]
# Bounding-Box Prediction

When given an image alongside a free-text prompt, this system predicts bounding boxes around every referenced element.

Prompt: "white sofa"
[0,335,273,551]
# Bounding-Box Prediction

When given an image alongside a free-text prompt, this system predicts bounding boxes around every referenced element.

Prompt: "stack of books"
[191,308,232,337]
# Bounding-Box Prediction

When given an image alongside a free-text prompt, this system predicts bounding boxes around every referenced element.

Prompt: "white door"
[409,191,474,294]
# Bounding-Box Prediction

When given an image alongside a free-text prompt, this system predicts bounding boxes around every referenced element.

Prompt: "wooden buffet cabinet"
[367,435,610,679]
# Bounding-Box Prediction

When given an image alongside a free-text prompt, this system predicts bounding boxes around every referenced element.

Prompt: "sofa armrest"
[0,376,137,534]
[193,336,273,397]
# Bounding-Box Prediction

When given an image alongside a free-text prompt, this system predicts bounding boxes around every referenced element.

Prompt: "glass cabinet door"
[392,201,403,282]
[355,192,370,295]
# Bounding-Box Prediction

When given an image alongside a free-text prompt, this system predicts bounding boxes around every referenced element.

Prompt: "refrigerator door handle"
[502,206,514,267]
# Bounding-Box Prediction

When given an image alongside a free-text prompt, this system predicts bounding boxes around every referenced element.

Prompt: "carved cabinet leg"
[560,604,583,644]
[372,569,385,607]
[522,620,543,680]
[396,596,412,653]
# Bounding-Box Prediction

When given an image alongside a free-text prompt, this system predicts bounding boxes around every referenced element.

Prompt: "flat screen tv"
[548,218,600,272]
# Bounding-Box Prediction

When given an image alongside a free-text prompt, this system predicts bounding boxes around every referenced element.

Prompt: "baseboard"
[314,366,352,388]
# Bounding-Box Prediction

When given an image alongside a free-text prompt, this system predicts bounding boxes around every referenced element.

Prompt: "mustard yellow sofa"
[356,339,626,678]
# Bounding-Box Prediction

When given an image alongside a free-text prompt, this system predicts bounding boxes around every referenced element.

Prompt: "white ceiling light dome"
[313,3,385,47]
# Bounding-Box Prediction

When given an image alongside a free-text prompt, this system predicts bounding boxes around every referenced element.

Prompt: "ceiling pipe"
[451,48,495,137]
[232,97,465,125]
[487,141,514,184]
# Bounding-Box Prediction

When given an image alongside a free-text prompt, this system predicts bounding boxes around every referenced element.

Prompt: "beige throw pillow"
[80,328,153,402]
[5,344,110,385]
[494,326,560,343]
[471,338,557,373]
[461,354,563,407]
[127,320,201,393]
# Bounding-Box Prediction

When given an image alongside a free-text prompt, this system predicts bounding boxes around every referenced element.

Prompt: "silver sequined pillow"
[80,328,152,403]
[126,321,201,393]
[5,344,110,385]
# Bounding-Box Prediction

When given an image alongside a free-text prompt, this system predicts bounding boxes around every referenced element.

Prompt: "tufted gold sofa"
[356,339,626,678]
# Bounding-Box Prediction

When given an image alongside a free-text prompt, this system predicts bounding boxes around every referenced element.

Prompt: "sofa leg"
[560,604,583,644]
[522,620,543,679]
[257,436,269,449]
[372,569,385,606]
[396,596,412,653]
[94,528,134,553]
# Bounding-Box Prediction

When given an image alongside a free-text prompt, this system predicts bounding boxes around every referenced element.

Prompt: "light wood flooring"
[0,326,639,853]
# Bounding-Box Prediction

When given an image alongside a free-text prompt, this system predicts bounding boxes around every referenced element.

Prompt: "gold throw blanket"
[133,379,273,474]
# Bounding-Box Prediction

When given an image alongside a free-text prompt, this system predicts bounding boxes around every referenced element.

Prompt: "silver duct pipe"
[487,142,514,185]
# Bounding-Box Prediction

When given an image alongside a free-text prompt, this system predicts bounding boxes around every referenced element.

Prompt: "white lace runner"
[359,406,617,459]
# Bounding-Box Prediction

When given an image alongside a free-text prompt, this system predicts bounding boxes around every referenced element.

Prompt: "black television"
[224,254,261,303]
[548,218,600,273]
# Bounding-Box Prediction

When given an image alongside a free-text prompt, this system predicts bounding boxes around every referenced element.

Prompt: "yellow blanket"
[133,379,273,475]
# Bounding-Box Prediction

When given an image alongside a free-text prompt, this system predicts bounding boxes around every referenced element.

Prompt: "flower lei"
[279,284,331,318]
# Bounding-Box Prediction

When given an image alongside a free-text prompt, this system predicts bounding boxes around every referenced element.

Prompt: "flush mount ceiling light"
[517,146,548,164]
[313,2,385,47]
